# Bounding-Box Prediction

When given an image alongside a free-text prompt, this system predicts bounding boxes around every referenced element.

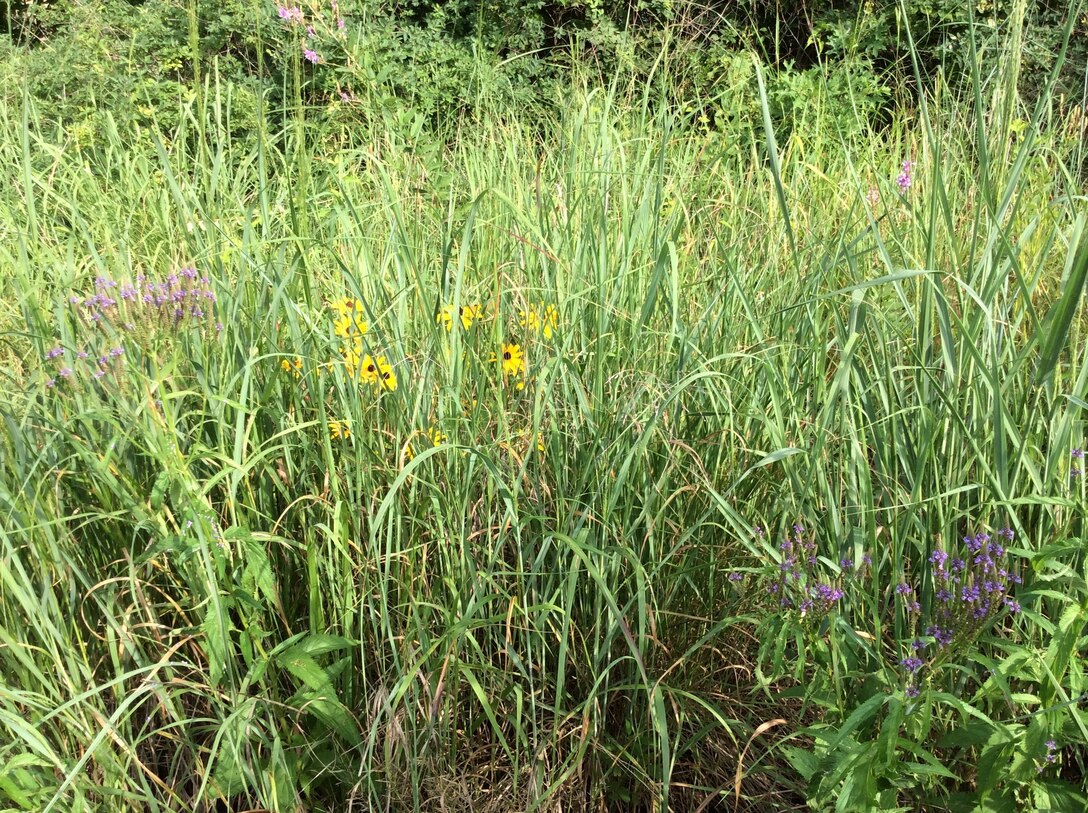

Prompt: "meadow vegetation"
[1,1,1087,810]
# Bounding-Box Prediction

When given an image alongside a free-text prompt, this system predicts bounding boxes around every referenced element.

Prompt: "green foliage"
[2,5,1088,811]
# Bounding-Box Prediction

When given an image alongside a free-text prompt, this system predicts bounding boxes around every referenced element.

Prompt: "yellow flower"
[329,420,351,440]
[331,297,364,316]
[377,357,398,391]
[404,426,445,462]
[280,357,303,378]
[498,343,524,378]
[518,303,559,339]
[535,432,545,453]
[438,304,480,331]
[333,312,368,340]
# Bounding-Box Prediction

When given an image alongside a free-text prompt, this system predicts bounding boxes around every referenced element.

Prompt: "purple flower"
[961,585,980,603]
[936,588,952,602]
[58,367,73,378]
[753,525,764,538]
[46,378,56,388]
[303,47,320,63]
[728,572,744,582]
[901,656,924,673]
[46,347,64,359]
[77,351,88,360]
[929,549,948,567]
[1004,598,1021,613]
[306,24,315,37]
[839,558,853,570]
[897,160,913,191]
[999,527,1014,540]
[905,684,920,698]
[340,91,352,102]
[1072,449,1084,459]
[895,583,913,595]
[337,16,345,29]
[109,347,124,358]
[1045,739,1057,751]
[861,553,872,566]
[93,370,105,380]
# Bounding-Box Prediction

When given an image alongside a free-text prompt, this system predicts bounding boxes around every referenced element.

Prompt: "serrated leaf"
[276,649,333,693]
[202,600,234,688]
[293,634,356,657]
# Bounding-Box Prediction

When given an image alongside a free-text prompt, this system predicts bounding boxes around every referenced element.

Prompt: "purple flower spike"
[901,656,924,673]
[897,160,913,191]
[905,684,920,698]
[303,48,320,63]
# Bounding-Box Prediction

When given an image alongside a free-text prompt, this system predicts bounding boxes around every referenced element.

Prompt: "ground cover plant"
[1,1,1088,811]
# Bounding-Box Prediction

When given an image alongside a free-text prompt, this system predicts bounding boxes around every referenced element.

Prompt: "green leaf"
[1037,216,1088,386]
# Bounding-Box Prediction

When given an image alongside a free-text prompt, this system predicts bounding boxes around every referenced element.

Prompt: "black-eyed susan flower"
[438,304,480,331]
[280,357,303,378]
[518,303,559,339]
[331,297,364,316]
[376,356,397,391]
[329,420,351,440]
[499,343,524,377]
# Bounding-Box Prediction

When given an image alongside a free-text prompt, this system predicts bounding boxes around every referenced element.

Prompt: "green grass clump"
[2,18,1088,813]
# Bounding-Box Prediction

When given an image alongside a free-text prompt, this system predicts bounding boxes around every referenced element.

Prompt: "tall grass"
[1,16,1087,812]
